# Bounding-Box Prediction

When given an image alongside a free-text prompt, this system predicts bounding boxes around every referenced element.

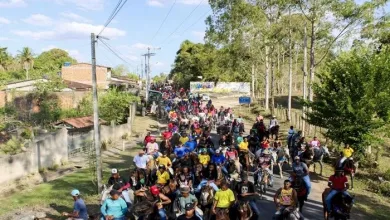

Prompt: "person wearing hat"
[325,169,352,215]
[62,189,88,220]
[198,148,210,167]
[273,179,299,216]
[100,189,128,220]
[235,174,261,219]
[135,185,171,220]
[177,203,202,220]
[269,115,279,130]
[254,149,274,187]
[144,132,153,146]
[292,155,311,200]
[211,150,228,176]
[156,164,170,185]
[178,186,198,214]
[108,168,131,206]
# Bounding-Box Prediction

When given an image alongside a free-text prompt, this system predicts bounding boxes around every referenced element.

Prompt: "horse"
[322,188,354,220]
[342,158,358,189]
[274,207,301,220]
[300,145,314,169]
[200,185,214,220]
[255,167,270,199]
[291,176,307,213]
[269,125,280,140]
[312,146,330,176]
[237,200,253,220]
[215,208,230,220]
[273,146,290,178]
[131,200,158,220]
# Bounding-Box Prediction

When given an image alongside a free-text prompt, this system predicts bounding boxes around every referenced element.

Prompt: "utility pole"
[142,47,160,101]
[90,33,103,193]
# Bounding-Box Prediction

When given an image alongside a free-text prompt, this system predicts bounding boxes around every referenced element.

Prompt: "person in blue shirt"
[185,139,197,152]
[62,189,88,220]
[101,190,128,220]
[287,126,295,148]
[174,144,189,160]
[211,150,228,175]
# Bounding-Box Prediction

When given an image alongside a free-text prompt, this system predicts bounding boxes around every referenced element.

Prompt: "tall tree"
[303,46,390,153]
[17,47,34,80]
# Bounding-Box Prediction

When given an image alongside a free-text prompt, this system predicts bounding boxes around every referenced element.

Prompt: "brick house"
[60,63,112,89]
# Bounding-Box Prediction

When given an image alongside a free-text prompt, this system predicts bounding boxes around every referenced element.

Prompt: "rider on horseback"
[108,169,131,206]
[338,144,354,168]
[254,149,274,187]
[269,116,279,130]
[292,156,311,200]
[325,169,353,216]
[212,181,235,216]
[273,179,299,217]
[235,174,262,220]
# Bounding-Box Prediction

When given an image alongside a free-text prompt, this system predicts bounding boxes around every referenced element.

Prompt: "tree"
[170,40,218,88]
[303,46,390,154]
[152,73,167,83]
[112,64,129,76]
[34,48,77,77]
[99,89,139,124]
[17,47,34,80]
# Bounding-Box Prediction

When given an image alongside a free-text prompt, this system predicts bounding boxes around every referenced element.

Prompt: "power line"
[149,0,177,44]
[98,38,135,68]
[165,9,211,46]
[98,0,128,36]
[159,0,205,45]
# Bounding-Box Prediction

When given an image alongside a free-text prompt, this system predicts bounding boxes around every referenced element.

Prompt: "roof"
[63,80,92,90]
[56,116,106,129]
[112,75,138,82]
[63,62,111,69]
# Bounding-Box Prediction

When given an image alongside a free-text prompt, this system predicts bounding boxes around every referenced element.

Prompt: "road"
[209,97,324,219]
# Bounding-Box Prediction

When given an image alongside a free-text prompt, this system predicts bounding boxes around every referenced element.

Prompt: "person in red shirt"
[325,170,352,213]
[225,145,240,174]
[144,132,152,146]
[261,136,270,150]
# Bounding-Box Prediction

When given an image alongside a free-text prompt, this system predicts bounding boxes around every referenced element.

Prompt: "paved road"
[209,97,324,219]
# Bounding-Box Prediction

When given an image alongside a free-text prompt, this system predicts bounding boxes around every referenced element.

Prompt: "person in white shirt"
[146,138,160,159]
[310,137,321,148]
[133,150,150,173]
[269,116,278,129]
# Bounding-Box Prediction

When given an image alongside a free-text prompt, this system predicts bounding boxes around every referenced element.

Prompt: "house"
[60,63,112,89]
[0,79,92,109]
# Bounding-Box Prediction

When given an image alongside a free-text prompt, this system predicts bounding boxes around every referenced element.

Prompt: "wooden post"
[295,112,298,129]
[122,140,125,151]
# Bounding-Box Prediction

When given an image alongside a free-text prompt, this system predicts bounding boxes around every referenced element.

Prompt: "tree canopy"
[303,45,390,153]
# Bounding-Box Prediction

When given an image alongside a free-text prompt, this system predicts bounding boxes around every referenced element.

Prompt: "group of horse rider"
[63,87,356,220]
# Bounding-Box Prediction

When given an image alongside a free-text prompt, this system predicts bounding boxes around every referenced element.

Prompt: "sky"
[0,0,211,77]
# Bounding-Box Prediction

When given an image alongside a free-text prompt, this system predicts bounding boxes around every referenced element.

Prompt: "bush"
[20,128,32,139]
[0,137,23,155]
[384,169,390,181]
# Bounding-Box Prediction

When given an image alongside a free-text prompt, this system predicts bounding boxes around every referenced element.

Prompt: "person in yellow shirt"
[273,179,298,216]
[156,165,170,185]
[339,144,354,166]
[156,151,172,168]
[179,133,189,145]
[212,181,235,214]
[198,149,210,167]
[239,137,249,152]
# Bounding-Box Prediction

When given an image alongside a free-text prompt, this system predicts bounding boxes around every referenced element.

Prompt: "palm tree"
[0,47,10,71]
[18,47,34,80]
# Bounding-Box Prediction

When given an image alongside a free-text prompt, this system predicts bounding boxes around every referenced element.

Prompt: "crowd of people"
[63,85,356,220]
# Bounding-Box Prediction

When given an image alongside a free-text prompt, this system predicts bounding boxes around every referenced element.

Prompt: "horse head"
[332,192,354,218]
[238,201,253,220]
[200,185,214,206]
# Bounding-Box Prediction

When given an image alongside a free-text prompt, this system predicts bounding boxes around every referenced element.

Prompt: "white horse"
[100,185,135,205]
[270,146,290,178]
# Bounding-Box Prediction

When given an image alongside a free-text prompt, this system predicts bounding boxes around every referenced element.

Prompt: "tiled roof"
[57,116,106,129]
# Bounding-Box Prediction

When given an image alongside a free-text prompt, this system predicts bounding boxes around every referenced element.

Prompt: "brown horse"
[160,179,177,195]
[342,159,358,189]
[301,146,314,169]
[200,185,214,220]
[238,201,253,220]
[215,208,230,220]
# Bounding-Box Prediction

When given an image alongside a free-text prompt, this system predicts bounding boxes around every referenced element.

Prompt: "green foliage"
[384,169,390,181]
[99,89,139,124]
[0,137,23,155]
[303,46,390,153]
[170,40,220,88]
[34,48,77,77]
[20,128,32,140]
[152,73,167,83]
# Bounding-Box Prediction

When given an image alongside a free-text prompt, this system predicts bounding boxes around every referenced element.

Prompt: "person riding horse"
[324,169,353,217]
[291,156,311,201]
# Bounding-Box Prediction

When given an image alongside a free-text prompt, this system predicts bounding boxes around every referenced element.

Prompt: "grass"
[0,147,139,218]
